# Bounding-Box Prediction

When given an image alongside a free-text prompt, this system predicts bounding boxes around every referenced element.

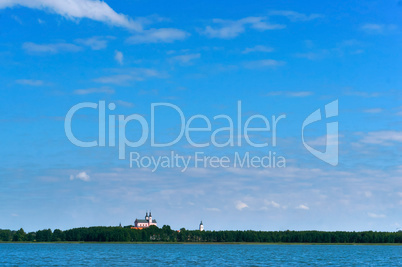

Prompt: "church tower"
[145,211,149,220]
[149,211,152,225]
[199,221,204,231]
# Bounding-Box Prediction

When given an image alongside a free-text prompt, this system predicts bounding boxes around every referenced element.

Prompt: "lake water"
[0,243,401,266]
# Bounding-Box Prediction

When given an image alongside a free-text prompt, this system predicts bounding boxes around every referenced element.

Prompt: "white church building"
[133,211,157,229]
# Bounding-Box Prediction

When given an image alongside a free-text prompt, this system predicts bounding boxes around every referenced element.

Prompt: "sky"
[0,0,401,232]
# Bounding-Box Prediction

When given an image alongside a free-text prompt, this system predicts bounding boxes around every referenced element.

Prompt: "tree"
[36,229,52,242]
[52,229,65,241]
[0,230,12,241]
[13,228,27,241]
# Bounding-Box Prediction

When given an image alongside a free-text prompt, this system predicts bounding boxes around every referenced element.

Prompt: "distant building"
[199,221,204,231]
[132,211,157,229]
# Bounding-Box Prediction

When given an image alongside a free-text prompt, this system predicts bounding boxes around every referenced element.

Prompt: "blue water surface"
[0,243,401,266]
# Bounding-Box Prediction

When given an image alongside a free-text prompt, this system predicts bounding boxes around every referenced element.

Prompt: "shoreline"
[1,241,402,246]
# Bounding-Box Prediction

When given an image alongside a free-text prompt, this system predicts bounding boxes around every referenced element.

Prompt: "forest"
[1,226,402,243]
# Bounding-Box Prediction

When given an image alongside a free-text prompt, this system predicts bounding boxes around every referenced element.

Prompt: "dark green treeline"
[1,226,402,243]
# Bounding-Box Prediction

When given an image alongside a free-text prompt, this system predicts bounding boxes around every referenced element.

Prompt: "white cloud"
[70,171,90,182]
[364,191,373,198]
[73,87,114,95]
[361,23,397,34]
[304,40,314,48]
[11,15,23,24]
[24,37,114,55]
[15,79,44,86]
[94,74,134,84]
[135,14,170,26]
[203,24,243,39]
[266,91,312,97]
[244,59,286,69]
[115,100,134,108]
[235,201,248,211]
[205,207,221,212]
[127,28,189,44]
[114,50,123,65]
[360,131,402,145]
[363,108,383,114]
[268,10,323,21]
[0,0,140,30]
[266,200,281,208]
[362,24,383,32]
[242,45,274,54]
[49,163,402,231]
[295,50,328,60]
[295,39,364,61]
[296,204,310,210]
[94,68,163,85]
[368,212,386,218]
[170,53,200,65]
[344,90,380,98]
[305,134,340,147]
[203,17,285,39]
[75,36,111,50]
[23,42,82,54]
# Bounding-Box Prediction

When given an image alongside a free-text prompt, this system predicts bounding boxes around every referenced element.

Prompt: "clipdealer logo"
[302,100,338,166]
[64,100,338,171]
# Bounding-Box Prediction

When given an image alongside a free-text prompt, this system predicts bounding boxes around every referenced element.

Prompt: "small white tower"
[199,221,204,231]
[149,211,152,225]
[145,211,149,221]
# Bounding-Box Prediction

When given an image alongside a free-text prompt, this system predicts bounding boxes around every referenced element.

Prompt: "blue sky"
[0,0,401,232]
